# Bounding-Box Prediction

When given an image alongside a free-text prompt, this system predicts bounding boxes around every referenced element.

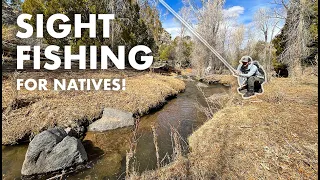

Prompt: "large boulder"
[88,108,134,132]
[21,127,87,176]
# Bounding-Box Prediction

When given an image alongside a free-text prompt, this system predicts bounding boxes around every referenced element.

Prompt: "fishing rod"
[158,0,237,76]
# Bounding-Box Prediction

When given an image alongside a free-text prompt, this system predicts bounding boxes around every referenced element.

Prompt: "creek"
[2,79,229,179]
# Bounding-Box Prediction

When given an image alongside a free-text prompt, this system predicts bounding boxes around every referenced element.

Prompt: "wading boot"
[256,88,263,94]
[243,91,255,98]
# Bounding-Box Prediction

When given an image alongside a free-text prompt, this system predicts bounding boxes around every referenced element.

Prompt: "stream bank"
[2,79,229,179]
[2,72,185,145]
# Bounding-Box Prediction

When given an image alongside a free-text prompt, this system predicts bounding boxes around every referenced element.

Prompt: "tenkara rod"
[159,0,237,75]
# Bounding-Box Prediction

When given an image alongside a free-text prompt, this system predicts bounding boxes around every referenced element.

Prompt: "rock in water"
[88,108,134,132]
[21,127,87,176]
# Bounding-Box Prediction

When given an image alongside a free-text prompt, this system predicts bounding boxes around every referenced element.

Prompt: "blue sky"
[157,0,285,40]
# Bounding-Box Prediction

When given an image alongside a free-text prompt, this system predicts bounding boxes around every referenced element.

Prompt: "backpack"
[252,61,265,79]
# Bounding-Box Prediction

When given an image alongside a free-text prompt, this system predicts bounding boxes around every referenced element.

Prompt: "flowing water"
[2,80,229,180]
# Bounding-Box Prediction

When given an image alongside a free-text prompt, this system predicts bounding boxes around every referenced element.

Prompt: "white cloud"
[162,17,181,39]
[165,27,180,39]
[162,5,285,41]
[223,6,245,18]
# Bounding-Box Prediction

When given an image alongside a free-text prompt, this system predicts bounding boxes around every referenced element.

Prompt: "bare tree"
[243,25,259,58]
[270,0,289,19]
[175,6,191,68]
[230,25,245,65]
[278,0,316,77]
[219,7,238,65]
[254,8,271,47]
[253,7,282,72]
[184,0,225,77]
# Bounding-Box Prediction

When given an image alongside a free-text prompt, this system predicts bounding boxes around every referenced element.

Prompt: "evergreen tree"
[22,0,156,66]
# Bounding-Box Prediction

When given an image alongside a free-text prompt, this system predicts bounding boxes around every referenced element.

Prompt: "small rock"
[88,108,134,132]
[21,127,87,176]
[64,127,78,137]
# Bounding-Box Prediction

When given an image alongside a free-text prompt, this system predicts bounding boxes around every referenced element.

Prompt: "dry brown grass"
[129,156,189,180]
[202,74,238,87]
[188,75,318,179]
[180,68,194,76]
[2,70,185,145]
[133,75,318,179]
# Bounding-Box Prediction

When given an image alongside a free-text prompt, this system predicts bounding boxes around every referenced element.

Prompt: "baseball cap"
[240,56,252,63]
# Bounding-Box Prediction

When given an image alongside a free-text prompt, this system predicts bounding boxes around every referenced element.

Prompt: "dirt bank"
[2,70,185,145]
[131,75,318,179]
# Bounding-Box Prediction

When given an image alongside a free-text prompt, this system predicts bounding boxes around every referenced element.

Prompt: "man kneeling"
[236,56,265,98]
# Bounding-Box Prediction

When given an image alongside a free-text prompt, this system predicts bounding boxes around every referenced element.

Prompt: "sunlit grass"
[2,70,185,145]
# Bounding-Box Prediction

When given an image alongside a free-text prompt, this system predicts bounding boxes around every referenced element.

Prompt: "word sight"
[17,14,114,38]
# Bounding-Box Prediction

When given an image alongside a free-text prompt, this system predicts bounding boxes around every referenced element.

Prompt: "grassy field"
[2,70,185,145]
[130,74,318,179]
